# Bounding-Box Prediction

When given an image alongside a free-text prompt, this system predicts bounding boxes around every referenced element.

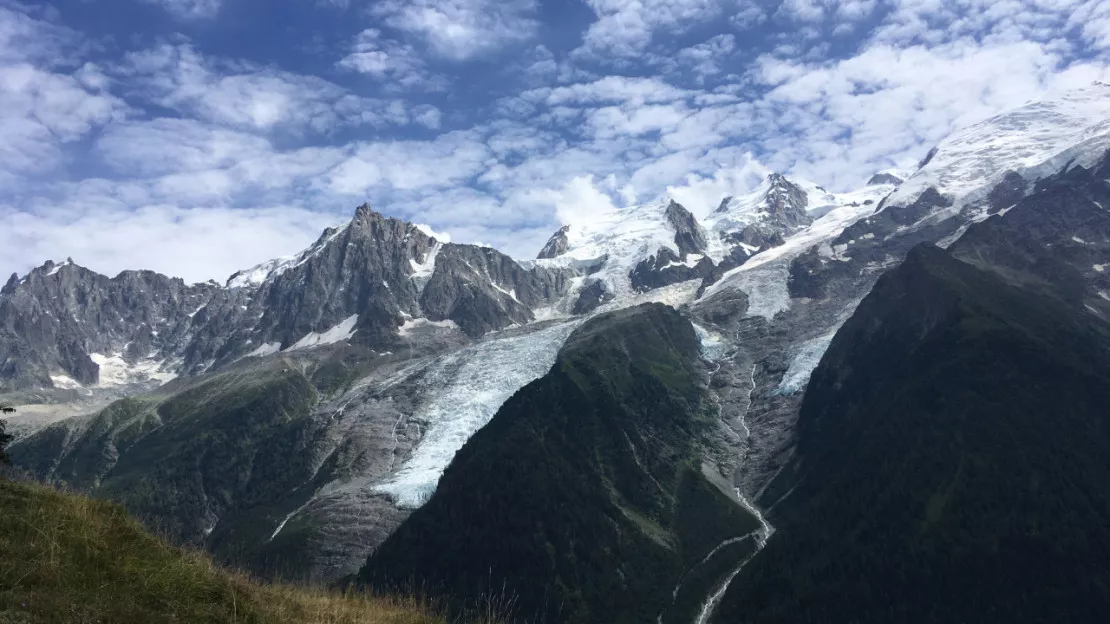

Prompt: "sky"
[1,0,1108,284]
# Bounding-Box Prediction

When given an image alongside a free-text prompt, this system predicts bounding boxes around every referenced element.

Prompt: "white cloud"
[371,0,538,60]
[119,43,440,133]
[1,201,339,284]
[140,0,222,20]
[338,28,448,91]
[578,0,721,57]
[323,130,493,196]
[534,76,693,107]
[675,34,737,79]
[746,39,1110,188]
[0,63,126,179]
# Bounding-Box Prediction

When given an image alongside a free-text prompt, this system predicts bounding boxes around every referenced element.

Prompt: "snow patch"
[374,320,581,507]
[46,259,72,276]
[49,374,83,390]
[246,342,282,358]
[410,241,442,293]
[227,222,349,288]
[534,198,682,305]
[287,315,359,351]
[89,353,177,387]
[398,317,460,336]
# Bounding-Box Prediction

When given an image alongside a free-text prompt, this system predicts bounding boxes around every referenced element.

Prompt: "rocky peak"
[537,225,571,259]
[764,173,810,229]
[664,200,708,257]
[867,172,905,186]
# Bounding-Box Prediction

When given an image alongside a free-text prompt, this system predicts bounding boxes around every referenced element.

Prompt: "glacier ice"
[692,322,730,361]
[775,330,838,395]
[886,83,1110,215]
[373,320,582,507]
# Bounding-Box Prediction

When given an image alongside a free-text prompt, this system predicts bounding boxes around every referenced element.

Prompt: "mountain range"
[4,83,1110,621]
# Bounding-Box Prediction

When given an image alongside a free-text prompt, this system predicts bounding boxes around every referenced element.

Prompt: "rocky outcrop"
[866,172,904,186]
[572,279,614,314]
[665,200,708,256]
[763,173,811,231]
[421,244,572,336]
[537,225,571,259]
[629,248,715,292]
[0,204,573,391]
[985,170,1028,214]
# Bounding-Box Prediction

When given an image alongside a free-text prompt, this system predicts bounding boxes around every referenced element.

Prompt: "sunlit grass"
[0,479,451,623]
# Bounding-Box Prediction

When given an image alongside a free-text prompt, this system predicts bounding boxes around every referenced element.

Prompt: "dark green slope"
[9,347,386,579]
[359,303,760,624]
[715,242,1110,623]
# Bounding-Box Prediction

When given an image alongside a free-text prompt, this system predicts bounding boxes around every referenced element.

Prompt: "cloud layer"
[0,0,1107,283]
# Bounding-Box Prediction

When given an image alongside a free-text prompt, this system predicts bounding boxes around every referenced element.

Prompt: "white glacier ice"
[373,320,582,507]
[886,82,1110,215]
[692,322,730,361]
[397,317,459,335]
[49,374,83,390]
[775,330,839,395]
[534,198,683,304]
[409,241,443,294]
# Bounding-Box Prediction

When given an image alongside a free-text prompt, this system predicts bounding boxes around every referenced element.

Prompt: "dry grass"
[0,479,444,623]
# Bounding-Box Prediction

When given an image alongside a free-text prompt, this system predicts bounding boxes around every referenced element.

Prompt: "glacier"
[775,330,839,396]
[886,82,1110,214]
[373,319,582,507]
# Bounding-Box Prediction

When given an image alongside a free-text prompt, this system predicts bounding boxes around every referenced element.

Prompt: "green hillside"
[715,243,1110,623]
[0,479,443,624]
[360,303,761,624]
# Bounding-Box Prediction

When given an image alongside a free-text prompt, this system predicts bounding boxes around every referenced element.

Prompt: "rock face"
[421,244,571,336]
[0,204,574,392]
[866,172,904,186]
[572,279,615,314]
[359,304,760,624]
[665,200,709,256]
[762,173,811,230]
[537,225,571,259]
[630,248,715,292]
[0,260,225,390]
[628,200,716,292]
[715,242,1110,623]
[986,171,1028,213]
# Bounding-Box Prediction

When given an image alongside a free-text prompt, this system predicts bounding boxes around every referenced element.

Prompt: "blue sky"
[2,0,1109,283]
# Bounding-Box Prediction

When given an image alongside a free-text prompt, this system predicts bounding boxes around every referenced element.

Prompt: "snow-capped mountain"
[5,83,1110,583]
[0,204,573,393]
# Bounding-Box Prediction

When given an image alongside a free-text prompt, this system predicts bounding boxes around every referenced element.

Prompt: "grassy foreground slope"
[0,479,441,624]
